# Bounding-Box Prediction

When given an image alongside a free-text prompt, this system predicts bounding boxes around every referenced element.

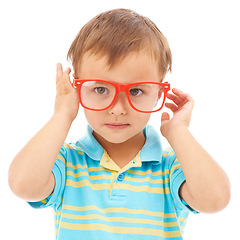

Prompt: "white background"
[1,0,239,239]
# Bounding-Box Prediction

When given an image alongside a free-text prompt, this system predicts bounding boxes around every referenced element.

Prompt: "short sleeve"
[28,145,67,210]
[166,148,198,214]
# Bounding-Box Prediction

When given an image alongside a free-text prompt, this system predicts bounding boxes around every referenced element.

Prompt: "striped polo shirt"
[28,125,196,239]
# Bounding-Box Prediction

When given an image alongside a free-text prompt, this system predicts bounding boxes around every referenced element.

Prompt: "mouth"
[105,123,130,129]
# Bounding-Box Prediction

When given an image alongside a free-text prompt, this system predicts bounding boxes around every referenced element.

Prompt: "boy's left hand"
[160,88,194,139]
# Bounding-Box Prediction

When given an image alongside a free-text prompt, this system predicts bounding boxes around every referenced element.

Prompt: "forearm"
[167,126,231,212]
[8,113,72,200]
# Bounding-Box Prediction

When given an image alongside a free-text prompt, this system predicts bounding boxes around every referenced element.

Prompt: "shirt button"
[117,173,125,181]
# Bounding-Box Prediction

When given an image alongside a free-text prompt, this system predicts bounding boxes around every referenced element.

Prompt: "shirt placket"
[100,151,142,200]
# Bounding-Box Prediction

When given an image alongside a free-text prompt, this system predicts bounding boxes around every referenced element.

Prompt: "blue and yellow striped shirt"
[28,125,196,239]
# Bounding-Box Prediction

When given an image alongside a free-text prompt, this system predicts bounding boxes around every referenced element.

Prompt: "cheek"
[132,112,151,127]
[84,109,102,125]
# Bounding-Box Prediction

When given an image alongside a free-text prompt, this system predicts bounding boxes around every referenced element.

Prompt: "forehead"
[77,51,163,84]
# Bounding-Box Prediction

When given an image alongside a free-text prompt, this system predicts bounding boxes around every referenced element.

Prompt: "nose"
[108,92,128,115]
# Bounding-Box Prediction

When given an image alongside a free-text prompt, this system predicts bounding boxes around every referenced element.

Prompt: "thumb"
[161,112,170,123]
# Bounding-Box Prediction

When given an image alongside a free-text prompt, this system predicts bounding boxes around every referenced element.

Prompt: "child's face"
[77,51,163,144]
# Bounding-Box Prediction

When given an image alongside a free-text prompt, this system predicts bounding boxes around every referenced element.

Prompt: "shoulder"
[162,147,183,176]
[56,142,85,166]
[62,142,84,154]
[162,147,175,158]
[162,147,177,165]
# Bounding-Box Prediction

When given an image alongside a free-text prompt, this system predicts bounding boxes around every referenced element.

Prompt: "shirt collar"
[76,125,104,160]
[77,125,162,164]
[140,125,162,164]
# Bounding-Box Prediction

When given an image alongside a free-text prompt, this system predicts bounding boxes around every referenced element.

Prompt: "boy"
[8,8,230,239]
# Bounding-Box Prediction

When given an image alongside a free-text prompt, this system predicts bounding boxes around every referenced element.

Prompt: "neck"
[93,131,145,168]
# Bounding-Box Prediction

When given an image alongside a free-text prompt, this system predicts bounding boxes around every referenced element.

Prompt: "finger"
[56,62,63,71]
[166,92,181,105]
[56,64,73,94]
[172,88,190,101]
[63,67,71,75]
[172,89,195,108]
[161,112,170,122]
[62,67,71,82]
[165,102,178,112]
[56,63,63,82]
[63,68,74,88]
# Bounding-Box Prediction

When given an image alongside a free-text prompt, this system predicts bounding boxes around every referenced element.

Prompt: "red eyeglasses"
[73,79,170,113]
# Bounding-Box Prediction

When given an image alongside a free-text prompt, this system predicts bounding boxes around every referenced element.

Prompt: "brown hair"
[67,8,172,78]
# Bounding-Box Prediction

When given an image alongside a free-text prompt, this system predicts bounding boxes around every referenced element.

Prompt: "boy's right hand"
[8,63,79,202]
[54,63,79,122]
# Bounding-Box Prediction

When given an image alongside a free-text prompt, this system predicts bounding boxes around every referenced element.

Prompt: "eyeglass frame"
[73,79,170,113]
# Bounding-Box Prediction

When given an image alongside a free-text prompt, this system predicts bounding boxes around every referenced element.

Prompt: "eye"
[94,87,109,94]
[129,88,143,96]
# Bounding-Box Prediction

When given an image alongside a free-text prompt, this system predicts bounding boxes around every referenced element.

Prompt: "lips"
[105,123,130,129]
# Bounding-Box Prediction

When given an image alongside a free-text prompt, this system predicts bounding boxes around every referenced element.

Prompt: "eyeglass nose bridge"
[111,84,131,102]
[111,84,130,105]
[116,83,129,94]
